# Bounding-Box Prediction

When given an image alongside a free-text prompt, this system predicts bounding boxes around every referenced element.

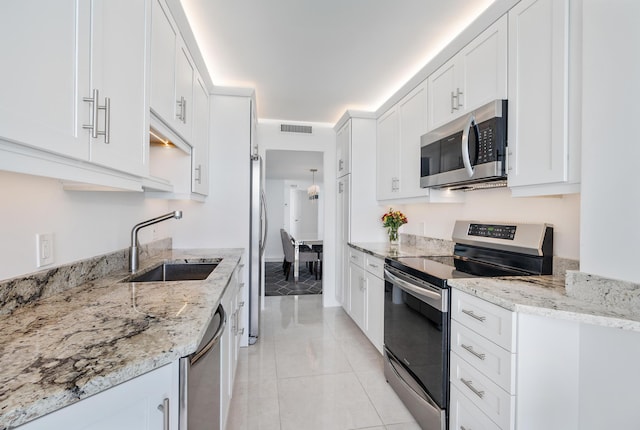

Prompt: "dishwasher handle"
[191,304,226,366]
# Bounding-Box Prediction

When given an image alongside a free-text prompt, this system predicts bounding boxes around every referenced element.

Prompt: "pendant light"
[307,168,319,200]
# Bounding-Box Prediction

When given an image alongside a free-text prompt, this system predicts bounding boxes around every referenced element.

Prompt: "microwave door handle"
[461,114,476,177]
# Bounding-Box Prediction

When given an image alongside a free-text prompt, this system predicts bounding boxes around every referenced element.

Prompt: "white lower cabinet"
[451,289,583,429]
[346,247,384,354]
[451,289,515,430]
[220,263,242,430]
[18,363,178,430]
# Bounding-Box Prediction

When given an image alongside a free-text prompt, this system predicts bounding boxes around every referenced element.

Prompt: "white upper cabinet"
[150,0,195,142]
[377,82,428,201]
[0,0,149,177]
[89,0,150,176]
[336,120,351,178]
[428,15,507,130]
[376,107,400,200]
[191,74,209,195]
[507,0,580,195]
[0,1,91,160]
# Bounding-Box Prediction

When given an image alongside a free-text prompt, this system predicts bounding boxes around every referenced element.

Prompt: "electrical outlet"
[36,233,54,267]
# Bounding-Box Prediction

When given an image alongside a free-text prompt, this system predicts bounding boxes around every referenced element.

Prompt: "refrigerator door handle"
[260,190,268,252]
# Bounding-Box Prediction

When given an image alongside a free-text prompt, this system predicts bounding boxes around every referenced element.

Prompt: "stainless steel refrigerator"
[249,154,266,345]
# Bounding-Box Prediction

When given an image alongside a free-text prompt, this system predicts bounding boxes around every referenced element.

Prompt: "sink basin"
[125,262,218,282]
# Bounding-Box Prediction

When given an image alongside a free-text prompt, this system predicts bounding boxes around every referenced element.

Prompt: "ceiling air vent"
[280,124,313,134]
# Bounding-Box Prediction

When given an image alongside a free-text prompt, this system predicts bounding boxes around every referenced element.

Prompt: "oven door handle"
[384,268,443,303]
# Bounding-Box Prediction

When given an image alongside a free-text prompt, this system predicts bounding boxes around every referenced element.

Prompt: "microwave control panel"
[474,119,498,164]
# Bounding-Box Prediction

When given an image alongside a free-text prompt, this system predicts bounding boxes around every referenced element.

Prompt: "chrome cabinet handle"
[368,263,379,269]
[157,398,169,430]
[338,181,344,193]
[339,159,344,171]
[195,164,202,184]
[83,89,110,142]
[461,308,487,322]
[176,96,187,123]
[239,301,245,307]
[102,96,110,144]
[461,343,486,360]
[456,87,464,109]
[461,378,485,399]
[83,89,99,138]
[460,426,470,430]
[451,91,456,113]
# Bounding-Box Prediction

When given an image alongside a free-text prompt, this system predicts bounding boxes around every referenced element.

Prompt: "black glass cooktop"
[386,255,531,284]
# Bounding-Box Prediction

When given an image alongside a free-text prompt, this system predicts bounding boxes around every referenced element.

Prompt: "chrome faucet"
[129,211,183,273]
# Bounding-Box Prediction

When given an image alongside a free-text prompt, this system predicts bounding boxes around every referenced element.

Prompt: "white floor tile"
[227,295,418,430]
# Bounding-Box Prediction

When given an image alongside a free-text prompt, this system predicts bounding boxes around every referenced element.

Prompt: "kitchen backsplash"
[0,238,171,316]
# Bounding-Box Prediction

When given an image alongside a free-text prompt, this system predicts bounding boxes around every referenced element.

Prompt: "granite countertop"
[350,242,640,333]
[0,248,242,429]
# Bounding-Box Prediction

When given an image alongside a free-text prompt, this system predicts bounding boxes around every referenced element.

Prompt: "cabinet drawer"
[451,289,516,352]
[451,321,516,394]
[348,247,364,268]
[450,385,502,430]
[364,254,384,279]
[451,353,514,430]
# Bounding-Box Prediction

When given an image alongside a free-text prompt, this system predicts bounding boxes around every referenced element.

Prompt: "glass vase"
[388,228,399,253]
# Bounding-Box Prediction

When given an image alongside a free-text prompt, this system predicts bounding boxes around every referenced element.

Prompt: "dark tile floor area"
[265,261,322,296]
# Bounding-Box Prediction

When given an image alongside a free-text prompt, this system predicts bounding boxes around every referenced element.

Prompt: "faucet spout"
[129,211,182,273]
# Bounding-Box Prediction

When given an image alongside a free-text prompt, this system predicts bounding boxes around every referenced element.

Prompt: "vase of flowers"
[381,208,407,252]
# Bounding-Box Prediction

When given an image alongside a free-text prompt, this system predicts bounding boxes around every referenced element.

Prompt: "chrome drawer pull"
[461,308,487,322]
[461,344,486,360]
[157,398,169,430]
[461,378,485,399]
[460,426,470,430]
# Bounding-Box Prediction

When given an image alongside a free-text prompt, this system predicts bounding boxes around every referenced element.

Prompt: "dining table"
[293,237,323,282]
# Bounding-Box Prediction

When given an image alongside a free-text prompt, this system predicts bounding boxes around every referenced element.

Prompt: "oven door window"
[384,279,448,409]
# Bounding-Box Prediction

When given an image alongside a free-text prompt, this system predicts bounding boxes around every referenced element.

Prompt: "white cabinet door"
[398,82,429,199]
[89,0,149,176]
[349,261,365,330]
[150,0,178,124]
[191,75,209,196]
[376,107,400,200]
[428,59,459,130]
[20,364,177,430]
[336,120,351,177]
[150,0,195,142]
[364,270,384,354]
[336,175,351,306]
[460,15,508,112]
[507,0,571,189]
[0,1,90,160]
[377,82,429,201]
[174,41,195,141]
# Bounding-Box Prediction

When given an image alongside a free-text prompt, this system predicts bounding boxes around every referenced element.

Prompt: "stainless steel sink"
[125,262,219,282]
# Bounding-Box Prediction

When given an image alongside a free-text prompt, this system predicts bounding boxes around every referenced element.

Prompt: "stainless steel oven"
[383,220,553,430]
[384,266,449,430]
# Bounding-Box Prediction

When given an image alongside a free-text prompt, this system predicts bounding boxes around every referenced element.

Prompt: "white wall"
[400,189,580,259]
[0,171,170,280]
[580,0,640,283]
[258,120,338,306]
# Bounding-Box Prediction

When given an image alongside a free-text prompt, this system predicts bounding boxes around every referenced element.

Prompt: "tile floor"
[226,295,420,430]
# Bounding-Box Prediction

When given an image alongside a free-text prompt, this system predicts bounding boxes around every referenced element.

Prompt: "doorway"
[264,150,323,296]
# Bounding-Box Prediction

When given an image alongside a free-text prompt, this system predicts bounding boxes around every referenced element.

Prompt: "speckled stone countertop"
[351,241,640,333]
[0,248,242,430]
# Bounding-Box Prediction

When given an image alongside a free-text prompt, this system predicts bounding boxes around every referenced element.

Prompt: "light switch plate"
[36,233,54,267]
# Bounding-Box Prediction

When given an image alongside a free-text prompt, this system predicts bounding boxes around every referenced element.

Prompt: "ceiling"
[265,150,323,181]
[180,0,495,124]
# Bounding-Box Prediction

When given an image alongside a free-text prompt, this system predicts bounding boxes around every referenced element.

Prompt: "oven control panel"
[468,223,516,240]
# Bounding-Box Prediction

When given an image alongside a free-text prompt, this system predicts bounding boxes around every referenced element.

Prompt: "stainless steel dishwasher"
[179,304,226,430]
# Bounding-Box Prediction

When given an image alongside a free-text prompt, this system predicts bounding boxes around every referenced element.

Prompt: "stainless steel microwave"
[420,99,507,189]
